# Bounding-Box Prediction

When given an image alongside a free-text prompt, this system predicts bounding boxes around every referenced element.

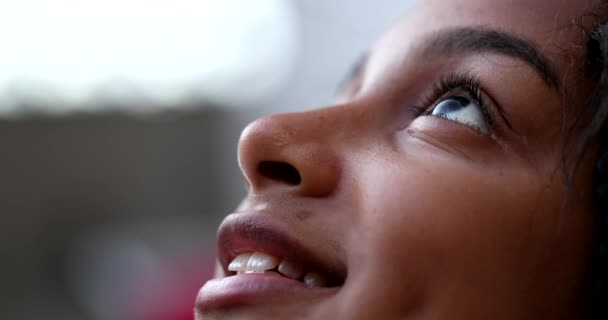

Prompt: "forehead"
[370,0,598,81]
[403,0,596,33]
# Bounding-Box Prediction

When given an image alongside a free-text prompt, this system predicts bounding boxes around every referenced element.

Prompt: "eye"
[431,96,491,135]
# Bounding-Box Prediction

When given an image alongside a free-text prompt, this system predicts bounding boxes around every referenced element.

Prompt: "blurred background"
[0,1,413,319]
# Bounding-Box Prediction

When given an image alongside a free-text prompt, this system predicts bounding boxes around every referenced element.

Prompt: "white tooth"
[246,252,280,272]
[303,272,327,288]
[277,260,304,280]
[228,253,253,272]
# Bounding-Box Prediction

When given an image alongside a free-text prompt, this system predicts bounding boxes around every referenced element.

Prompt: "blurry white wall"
[0,0,299,114]
[0,0,414,116]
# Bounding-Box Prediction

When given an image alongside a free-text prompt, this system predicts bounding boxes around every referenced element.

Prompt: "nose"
[237,110,342,197]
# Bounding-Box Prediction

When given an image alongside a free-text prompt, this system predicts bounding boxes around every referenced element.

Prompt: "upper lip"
[216,211,346,285]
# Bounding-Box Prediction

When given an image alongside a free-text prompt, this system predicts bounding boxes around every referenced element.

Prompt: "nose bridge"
[237,105,352,197]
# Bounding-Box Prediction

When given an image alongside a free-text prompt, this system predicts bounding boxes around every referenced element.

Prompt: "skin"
[197,0,604,319]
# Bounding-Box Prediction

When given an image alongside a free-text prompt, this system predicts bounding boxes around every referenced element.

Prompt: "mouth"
[196,212,346,312]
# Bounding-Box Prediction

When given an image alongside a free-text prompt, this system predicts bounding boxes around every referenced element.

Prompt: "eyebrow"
[339,27,561,94]
[420,27,561,90]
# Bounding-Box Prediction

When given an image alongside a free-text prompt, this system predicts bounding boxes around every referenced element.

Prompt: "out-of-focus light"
[66,222,216,320]
[0,0,299,115]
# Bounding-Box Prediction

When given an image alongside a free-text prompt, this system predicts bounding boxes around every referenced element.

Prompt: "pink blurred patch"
[126,250,216,320]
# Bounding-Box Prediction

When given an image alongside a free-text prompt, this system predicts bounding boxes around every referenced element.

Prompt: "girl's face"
[197,0,601,319]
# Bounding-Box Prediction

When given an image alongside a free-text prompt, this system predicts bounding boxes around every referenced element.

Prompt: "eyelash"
[413,72,495,134]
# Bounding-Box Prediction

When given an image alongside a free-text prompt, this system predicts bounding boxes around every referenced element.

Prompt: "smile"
[196,212,346,313]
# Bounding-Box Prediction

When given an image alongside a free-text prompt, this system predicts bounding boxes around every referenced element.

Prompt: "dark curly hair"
[588,24,608,319]
[548,3,608,318]
[574,19,608,320]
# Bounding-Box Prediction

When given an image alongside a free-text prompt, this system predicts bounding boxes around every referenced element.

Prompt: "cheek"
[343,152,565,314]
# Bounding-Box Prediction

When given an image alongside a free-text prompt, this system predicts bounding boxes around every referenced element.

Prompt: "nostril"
[258,161,302,185]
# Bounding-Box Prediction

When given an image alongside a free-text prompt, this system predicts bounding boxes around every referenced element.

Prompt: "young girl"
[196,0,608,319]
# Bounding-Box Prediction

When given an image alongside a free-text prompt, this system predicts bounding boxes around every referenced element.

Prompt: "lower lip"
[196,273,338,312]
